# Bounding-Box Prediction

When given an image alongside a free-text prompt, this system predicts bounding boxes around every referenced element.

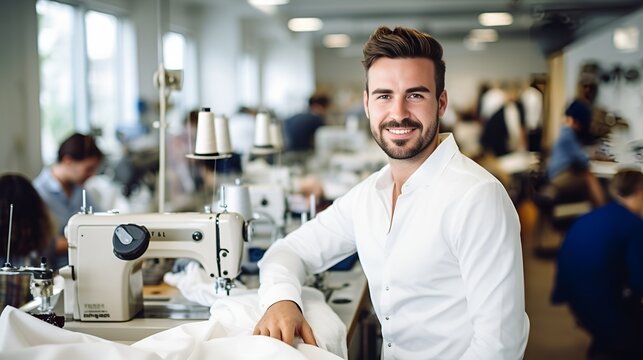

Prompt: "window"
[37,0,138,164]
[36,0,75,164]
[163,31,199,132]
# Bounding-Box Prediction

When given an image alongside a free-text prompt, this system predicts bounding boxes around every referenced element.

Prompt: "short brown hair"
[57,133,104,163]
[609,168,643,198]
[0,173,54,258]
[362,26,446,99]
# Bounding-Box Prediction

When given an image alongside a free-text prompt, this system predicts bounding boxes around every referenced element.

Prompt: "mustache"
[380,118,422,131]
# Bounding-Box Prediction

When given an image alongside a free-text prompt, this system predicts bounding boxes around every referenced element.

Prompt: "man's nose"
[390,97,410,120]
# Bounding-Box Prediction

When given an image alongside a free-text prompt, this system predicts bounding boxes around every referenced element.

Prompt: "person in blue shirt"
[552,168,643,359]
[542,99,606,207]
[33,133,104,269]
[283,94,330,152]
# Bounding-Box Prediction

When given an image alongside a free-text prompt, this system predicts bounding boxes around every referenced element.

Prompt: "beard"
[371,110,439,160]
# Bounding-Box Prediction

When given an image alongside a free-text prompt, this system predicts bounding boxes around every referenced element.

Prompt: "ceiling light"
[613,26,639,52]
[478,12,513,26]
[288,17,323,32]
[469,29,498,42]
[464,37,486,51]
[248,0,289,5]
[323,34,351,48]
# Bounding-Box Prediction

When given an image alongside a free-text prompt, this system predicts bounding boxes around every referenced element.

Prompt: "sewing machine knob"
[113,224,151,261]
[192,231,203,241]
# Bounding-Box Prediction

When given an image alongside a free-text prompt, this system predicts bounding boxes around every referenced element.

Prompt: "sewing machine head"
[61,211,247,322]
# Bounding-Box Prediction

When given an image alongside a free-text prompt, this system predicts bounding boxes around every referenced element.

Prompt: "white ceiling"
[181,0,643,53]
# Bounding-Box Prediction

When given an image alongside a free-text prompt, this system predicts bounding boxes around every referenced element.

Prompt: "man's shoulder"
[445,152,500,186]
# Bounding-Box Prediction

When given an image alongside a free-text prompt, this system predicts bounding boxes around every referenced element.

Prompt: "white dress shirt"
[258,134,529,359]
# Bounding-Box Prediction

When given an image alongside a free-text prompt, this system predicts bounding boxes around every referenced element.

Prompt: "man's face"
[66,156,101,184]
[363,57,447,160]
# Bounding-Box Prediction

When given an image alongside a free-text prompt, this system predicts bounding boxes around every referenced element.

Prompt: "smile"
[388,128,414,135]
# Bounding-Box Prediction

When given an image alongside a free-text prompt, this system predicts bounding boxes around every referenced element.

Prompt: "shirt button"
[385,316,389,320]
[387,342,392,348]
[385,286,390,291]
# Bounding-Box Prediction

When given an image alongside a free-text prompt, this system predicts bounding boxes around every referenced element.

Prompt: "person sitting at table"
[33,133,104,269]
[540,99,606,207]
[551,167,643,359]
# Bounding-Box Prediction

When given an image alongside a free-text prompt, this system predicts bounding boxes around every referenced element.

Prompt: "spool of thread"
[219,183,253,221]
[194,108,218,155]
[269,123,283,150]
[253,112,273,148]
[215,115,233,155]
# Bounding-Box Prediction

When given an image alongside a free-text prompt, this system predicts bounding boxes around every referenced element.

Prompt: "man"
[33,133,104,269]
[284,94,330,152]
[544,100,606,207]
[254,26,529,358]
[552,168,643,359]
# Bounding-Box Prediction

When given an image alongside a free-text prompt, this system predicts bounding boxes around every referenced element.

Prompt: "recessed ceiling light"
[288,17,323,32]
[613,26,639,52]
[464,37,486,51]
[248,0,289,5]
[478,12,513,26]
[469,29,498,42]
[323,34,351,48]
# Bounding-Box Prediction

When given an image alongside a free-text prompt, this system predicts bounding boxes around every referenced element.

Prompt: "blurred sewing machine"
[60,211,248,323]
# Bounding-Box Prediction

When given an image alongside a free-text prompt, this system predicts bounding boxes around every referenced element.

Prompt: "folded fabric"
[162,261,347,359]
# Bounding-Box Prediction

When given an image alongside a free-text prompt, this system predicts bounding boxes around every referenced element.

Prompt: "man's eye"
[376,94,391,100]
[408,93,424,100]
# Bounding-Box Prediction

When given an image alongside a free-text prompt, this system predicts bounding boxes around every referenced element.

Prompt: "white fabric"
[0,305,340,360]
[259,133,529,359]
[479,87,506,122]
[0,294,344,360]
[520,86,543,131]
[503,102,524,152]
[163,262,347,358]
[0,263,346,359]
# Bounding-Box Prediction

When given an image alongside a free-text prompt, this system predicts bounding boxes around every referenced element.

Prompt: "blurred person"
[33,133,104,269]
[542,100,606,207]
[552,168,643,359]
[520,76,546,152]
[1,173,55,311]
[167,109,201,199]
[254,26,529,359]
[478,80,505,123]
[284,94,331,152]
[479,81,527,157]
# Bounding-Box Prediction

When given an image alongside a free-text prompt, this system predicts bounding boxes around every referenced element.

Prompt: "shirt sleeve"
[257,187,358,313]
[451,181,529,359]
[562,128,589,169]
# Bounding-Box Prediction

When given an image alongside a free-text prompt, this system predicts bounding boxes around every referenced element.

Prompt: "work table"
[62,262,367,344]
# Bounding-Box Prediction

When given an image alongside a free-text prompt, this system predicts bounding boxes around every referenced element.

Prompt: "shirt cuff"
[258,282,304,314]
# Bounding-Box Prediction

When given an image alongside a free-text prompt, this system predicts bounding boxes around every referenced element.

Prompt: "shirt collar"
[375,133,459,193]
[41,167,65,195]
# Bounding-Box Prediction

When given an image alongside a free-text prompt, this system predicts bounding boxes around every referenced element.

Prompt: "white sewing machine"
[60,211,247,322]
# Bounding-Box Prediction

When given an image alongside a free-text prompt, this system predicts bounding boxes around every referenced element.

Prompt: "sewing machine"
[60,211,247,322]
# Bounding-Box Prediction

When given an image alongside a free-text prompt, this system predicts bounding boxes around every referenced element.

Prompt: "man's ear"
[438,90,448,118]
[363,90,369,119]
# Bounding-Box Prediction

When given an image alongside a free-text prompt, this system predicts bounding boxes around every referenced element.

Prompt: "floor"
[518,200,591,360]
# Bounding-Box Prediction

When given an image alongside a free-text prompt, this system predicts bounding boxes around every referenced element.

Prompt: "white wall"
[0,0,42,177]
[564,7,643,141]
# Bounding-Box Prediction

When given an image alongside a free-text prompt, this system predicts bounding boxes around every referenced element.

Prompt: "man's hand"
[253,300,318,347]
